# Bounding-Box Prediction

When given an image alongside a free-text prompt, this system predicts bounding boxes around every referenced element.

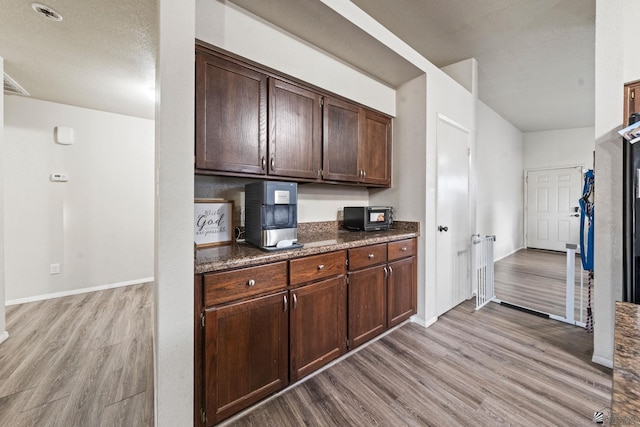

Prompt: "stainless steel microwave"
[343,206,393,231]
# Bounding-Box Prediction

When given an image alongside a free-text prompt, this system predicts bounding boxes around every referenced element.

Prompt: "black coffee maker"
[245,181,302,251]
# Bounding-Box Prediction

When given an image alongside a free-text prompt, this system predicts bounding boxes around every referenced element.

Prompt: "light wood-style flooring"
[495,248,590,321]
[0,283,153,426]
[1,280,611,426]
[225,299,611,426]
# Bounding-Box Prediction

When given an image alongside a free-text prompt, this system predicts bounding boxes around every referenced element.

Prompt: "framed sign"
[194,199,235,248]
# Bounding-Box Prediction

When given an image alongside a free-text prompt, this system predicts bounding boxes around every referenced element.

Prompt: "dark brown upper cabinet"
[195,43,392,187]
[322,96,362,183]
[269,79,322,180]
[361,109,392,187]
[195,50,267,175]
[323,97,391,187]
[624,80,640,124]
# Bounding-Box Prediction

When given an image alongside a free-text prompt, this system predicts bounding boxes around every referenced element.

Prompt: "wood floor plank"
[224,299,611,427]
[495,248,590,320]
[0,283,153,426]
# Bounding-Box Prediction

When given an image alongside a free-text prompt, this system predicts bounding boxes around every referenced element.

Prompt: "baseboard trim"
[411,315,438,328]
[5,277,154,306]
[0,331,9,345]
[592,355,613,369]
[494,246,525,263]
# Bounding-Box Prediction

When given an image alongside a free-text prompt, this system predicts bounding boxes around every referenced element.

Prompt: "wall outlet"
[50,263,60,274]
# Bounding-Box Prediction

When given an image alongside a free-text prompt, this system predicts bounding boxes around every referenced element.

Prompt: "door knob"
[572,214,580,217]
[438,225,448,232]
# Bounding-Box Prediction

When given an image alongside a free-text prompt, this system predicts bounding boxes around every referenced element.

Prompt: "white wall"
[4,97,154,302]
[476,101,524,260]
[0,56,7,344]
[372,74,428,322]
[592,0,640,368]
[194,176,369,224]
[524,127,595,171]
[155,0,195,424]
[195,0,395,116]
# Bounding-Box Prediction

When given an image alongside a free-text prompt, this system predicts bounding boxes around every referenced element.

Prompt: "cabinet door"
[204,291,288,425]
[361,109,391,187]
[348,265,387,348]
[624,80,640,124]
[289,276,347,381]
[269,79,322,179]
[195,50,267,175]
[387,256,417,327]
[322,97,361,182]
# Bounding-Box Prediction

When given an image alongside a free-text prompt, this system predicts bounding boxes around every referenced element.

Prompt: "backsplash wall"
[195,175,370,226]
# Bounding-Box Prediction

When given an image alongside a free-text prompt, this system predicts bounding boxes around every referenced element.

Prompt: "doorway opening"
[494,166,588,326]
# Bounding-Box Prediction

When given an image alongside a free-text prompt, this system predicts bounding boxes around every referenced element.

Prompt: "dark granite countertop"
[612,301,640,421]
[194,221,419,274]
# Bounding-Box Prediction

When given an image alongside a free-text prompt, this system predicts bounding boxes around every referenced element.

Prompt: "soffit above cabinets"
[228,0,424,88]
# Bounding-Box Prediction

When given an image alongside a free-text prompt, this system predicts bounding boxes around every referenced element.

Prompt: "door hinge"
[200,312,205,328]
[345,337,350,349]
[467,148,471,157]
[201,409,206,423]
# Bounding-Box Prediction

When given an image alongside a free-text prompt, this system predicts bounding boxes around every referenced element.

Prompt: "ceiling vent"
[31,3,63,21]
[3,73,30,96]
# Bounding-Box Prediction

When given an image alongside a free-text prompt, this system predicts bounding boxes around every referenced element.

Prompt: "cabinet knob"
[247,279,256,287]
[401,247,407,252]
[368,254,375,259]
[317,264,325,270]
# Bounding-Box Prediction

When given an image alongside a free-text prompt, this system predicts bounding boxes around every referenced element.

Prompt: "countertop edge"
[195,230,419,274]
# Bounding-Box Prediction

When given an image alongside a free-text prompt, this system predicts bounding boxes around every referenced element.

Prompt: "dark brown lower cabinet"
[387,256,417,327]
[289,276,347,382]
[204,291,289,425]
[348,265,387,348]
[196,238,417,425]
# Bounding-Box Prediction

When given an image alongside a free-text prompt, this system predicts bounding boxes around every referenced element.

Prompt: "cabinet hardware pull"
[368,254,374,259]
[388,265,393,276]
[283,295,288,312]
[362,169,366,178]
[383,266,388,278]
[293,293,297,310]
[317,264,325,270]
[261,156,266,170]
[247,279,256,287]
[270,157,275,170]
[401,247,407,251]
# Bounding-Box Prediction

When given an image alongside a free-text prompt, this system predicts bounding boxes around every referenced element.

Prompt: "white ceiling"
[0,0,595,131]
[0,0,156,120]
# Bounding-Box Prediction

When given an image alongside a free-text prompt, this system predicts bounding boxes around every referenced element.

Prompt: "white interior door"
[526,167,582,252]
[435,116,470,317]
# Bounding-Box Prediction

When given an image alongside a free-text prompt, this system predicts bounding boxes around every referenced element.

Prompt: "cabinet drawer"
[348,243,387,270]
[388,238,417,261]
[204,261,288,307]
[289,250,346,286]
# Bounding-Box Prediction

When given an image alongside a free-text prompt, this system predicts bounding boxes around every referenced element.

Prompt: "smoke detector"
[31,3,63,21]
